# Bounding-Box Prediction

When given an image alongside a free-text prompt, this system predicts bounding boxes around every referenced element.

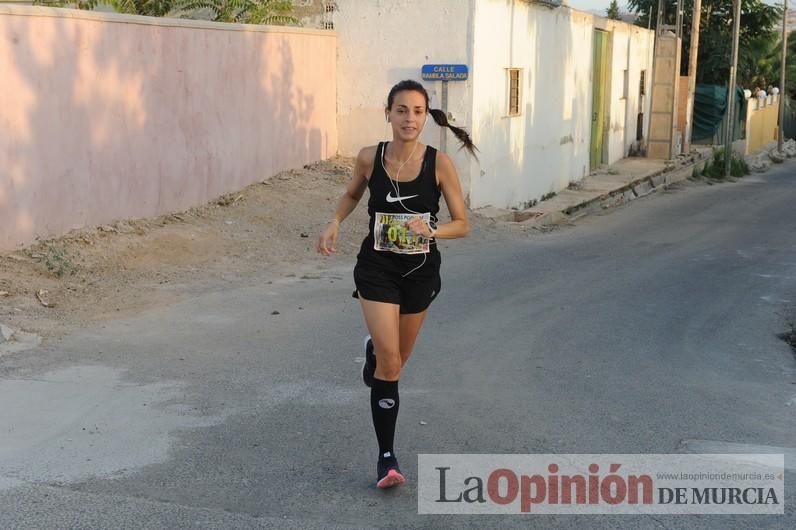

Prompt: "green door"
[591,30,608,170]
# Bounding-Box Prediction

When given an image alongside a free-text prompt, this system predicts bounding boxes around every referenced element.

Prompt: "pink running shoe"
[376,452,406,489]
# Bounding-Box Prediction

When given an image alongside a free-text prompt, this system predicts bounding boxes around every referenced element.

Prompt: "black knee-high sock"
[371,378,399,456]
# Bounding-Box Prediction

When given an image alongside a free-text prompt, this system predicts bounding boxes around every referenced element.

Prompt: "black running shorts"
[352,261,441,314]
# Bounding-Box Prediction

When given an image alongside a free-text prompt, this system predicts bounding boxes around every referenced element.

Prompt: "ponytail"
[429,108,478,159]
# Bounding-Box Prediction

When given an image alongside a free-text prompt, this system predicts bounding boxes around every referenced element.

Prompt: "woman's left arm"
[404,151,470,239]
[433,152,469,239]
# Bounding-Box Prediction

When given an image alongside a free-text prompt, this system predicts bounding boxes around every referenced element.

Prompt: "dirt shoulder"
[0,157,521,341]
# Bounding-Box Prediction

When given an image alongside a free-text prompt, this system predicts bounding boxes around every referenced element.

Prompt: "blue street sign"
[421,64,468,81]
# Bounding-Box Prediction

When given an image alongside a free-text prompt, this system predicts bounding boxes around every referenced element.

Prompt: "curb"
[564,157,705,219]
[526,154,708,226]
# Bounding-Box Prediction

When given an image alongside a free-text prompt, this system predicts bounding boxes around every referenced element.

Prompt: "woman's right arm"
[316,147,374,256]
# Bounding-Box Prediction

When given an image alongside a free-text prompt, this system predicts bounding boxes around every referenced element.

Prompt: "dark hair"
[386,79,478,158]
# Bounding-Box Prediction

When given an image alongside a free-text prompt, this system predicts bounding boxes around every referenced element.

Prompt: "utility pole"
[778,0,789,154]
[725,0,742,178]
[684,0,702,153]
[656,0,664,35]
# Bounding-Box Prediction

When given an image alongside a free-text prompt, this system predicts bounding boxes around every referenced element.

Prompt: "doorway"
[591,29,609,170]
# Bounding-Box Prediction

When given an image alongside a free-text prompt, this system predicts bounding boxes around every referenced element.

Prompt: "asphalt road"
[1,163,795,529]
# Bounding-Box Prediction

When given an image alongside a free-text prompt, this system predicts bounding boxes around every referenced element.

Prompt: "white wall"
[333,0,653,210]
[334,0,474,194]
[605,23,654,164]
[468,1,653,210]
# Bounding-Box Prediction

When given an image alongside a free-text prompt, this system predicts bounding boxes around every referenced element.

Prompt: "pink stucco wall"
[0,6,337,251]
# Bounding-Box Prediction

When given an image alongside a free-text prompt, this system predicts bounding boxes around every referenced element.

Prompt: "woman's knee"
[376,365,401,381]
[374,343,402,380]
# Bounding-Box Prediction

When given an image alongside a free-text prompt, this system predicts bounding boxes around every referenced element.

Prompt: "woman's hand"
[405,216,434,239]
[317,221,339,256]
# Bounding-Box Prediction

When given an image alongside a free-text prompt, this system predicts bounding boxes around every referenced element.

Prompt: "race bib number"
[373,212,431,254]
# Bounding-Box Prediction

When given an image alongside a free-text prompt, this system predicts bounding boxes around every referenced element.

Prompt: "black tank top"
[357,142,441,276]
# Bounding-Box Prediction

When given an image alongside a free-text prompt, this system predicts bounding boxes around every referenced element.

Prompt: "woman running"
[317,79,476,489]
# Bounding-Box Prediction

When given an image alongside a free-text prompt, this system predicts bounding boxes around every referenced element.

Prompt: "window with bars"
[507,68,522,117]
[321,0,336,29]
